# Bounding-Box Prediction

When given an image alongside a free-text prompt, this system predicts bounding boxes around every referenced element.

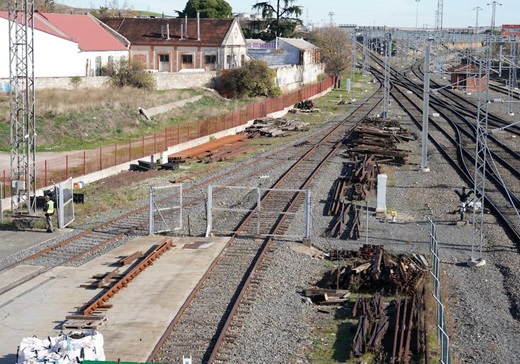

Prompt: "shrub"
[221,59,281,99]
[107,59,156,91]
[69,76,82,89]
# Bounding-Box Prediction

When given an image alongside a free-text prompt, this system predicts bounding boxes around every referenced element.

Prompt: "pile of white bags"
[17,330,105,364]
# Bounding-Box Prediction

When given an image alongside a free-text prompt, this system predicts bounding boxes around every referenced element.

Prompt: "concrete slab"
[0,235,229,364]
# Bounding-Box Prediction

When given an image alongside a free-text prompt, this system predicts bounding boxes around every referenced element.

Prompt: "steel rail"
[148,87,385,363]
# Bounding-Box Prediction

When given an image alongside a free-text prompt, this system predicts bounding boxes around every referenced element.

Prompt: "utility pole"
[473,6,483,34]
[9,0,36,215]
[488,1,502,34]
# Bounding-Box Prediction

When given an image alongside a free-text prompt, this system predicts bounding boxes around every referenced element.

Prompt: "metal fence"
[429,218,452,364]
[1,78,333,199]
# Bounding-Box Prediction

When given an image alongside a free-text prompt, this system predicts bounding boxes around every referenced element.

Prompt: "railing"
[1,78,333,199]
[429,218,452,364]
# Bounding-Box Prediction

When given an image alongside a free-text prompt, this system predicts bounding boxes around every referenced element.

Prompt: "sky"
[62,0,520,29]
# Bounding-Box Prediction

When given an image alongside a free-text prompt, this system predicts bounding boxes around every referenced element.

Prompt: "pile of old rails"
[390,286,428,364]
[352,293,389,357]
[313,245,430,362]
[342,117,413,165]
[243,117,310,137]
[325,155,379,239]
[167,134,249,163]
[319,245,429,294]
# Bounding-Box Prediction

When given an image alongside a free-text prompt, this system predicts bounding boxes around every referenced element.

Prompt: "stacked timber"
[244,117,310,137]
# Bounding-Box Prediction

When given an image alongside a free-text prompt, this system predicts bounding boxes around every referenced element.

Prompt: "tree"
[221,59,281,98]
[251,0,302,40]
[309,27,351,89]
[177,0,232,18]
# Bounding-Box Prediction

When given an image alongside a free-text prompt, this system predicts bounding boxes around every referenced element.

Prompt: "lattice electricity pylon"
[8,0,36,214]
[382,33,391,118]
[469,57,491,265]
[435,0,443,31]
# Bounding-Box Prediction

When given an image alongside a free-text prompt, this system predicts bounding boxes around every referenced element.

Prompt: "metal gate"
[205,185,311,239]
[149,184,183,235]
[58,177,75,228]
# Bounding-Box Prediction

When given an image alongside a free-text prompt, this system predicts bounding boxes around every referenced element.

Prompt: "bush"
[69,76,82,89]
[221,59,281,99]
[107,59,156,91]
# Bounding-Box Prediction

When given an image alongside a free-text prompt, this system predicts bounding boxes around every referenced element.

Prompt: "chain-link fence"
[429,218,452,364]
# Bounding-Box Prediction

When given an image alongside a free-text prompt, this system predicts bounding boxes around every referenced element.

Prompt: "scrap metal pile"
[320,245,429,294]
[351,290,428,363]
[325,155,379,239]
[342,117,414,165]
[309,245,430,363]
[244,117,310,137]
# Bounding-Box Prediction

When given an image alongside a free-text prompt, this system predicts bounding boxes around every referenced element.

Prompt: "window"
[204,55,217,71]
[205,55,216,64]
[95,56,102,76]
[181,54,194,69]
[158,54,170,72]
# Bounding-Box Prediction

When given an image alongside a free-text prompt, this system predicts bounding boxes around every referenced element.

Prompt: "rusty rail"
[81,239,173,315]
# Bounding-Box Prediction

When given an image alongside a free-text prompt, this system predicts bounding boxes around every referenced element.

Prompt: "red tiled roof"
[0,11,127,51]
[100,17,235,46]
[0,11,75,42]
[39,13,127,51]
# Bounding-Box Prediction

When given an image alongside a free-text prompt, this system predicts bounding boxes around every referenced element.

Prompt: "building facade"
[100,17,247,72]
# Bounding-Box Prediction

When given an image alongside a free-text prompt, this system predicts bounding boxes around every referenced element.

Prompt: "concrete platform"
[0,234,229,364]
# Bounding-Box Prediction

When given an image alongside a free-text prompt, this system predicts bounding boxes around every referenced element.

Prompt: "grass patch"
[0,87,245,152]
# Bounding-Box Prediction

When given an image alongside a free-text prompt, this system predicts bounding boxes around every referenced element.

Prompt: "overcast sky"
[62,0,520,29]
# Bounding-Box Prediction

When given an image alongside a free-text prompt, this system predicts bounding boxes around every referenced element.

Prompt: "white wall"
[0,17,85,78]
[82,50,129,77]
[220,20,247,69]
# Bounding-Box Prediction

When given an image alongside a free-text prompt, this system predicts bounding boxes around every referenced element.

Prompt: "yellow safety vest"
[46,200,54,214]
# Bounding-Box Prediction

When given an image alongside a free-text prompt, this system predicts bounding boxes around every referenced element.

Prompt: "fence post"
[83,151,86,176]
[99,147,103,171]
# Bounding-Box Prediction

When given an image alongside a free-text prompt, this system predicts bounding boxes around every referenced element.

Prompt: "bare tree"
[309,27,351,89]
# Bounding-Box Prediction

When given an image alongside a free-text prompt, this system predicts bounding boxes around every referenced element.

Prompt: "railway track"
[1,97,368,279]
[368,51,520,243]
[149,87,384,364]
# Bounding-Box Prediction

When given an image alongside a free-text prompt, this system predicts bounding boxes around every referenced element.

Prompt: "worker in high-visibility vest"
[43,195,55,233]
